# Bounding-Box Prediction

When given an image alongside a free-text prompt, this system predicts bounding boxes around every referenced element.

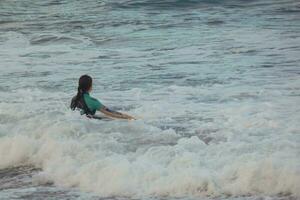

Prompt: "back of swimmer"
[70,75,135,120]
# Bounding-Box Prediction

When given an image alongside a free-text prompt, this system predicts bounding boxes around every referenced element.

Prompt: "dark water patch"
[172,12,196,18]
[278,46,300,51]
[184,77,227,87]
[189,116,214,123]
[96,55,112,59]
[158,47,177,51]
[227,47,259,55]
[109,0,232,10]
[167,61,203,65]
[287,93,300,97]
[18,189,82,200]
[243,49,260,55]
[140,47,156,52]
[265,54,281,57]
[91,18,149,29]
[249,61,279,69]
[84,34,113,45]
[151,22,186,29]
[110,20,139,27]
[195,128,221,144]
[261,64,274,68]
[280,69,300,75]
[206,19,225,25]
[143,64,166,71]
[30,35,82,45]
[159,124,188,134]
[277,7,300,14]
[21,51,68,57]
[0,166,40,190]
[0,166,99,199]
[140,73,188,81]
[229,92,260,101]
[184,16,201,21]
[0,20,18,25]
[20,53,51,59]
[43,0,67,6]
[47,20,93,31]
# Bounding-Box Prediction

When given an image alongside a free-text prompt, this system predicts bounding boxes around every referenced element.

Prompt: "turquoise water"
[0,0,300,199]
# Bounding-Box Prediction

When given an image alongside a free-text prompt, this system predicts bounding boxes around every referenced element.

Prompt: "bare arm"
[99,107,135,120]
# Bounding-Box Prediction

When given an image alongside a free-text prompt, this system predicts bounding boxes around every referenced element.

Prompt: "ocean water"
[0,0,300,199]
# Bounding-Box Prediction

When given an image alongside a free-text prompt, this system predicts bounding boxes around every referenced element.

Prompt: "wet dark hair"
[70,75,92,110]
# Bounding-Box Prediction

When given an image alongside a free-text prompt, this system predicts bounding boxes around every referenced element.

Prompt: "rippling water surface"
[0,0,300,199]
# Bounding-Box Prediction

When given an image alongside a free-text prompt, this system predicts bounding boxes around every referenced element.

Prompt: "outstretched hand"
[121,113,136,120]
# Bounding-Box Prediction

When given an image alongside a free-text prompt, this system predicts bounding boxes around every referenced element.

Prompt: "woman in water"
[71,75,135,120]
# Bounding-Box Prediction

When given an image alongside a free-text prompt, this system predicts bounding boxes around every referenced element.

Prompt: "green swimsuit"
[83,93,104,114]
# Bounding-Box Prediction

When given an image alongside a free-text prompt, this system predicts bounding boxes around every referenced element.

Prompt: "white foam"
[1,126,299,198]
